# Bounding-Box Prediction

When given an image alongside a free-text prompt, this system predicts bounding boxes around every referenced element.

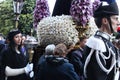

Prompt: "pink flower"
[70,0,100,27]
[33,0,50,29]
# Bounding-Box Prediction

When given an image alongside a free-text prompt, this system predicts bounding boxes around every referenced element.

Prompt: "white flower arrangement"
[37,15,79,47]
[85,17,98,37]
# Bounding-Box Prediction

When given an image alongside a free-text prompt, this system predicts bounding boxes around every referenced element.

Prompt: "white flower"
[85,17,98,37]
[37,15,79,47]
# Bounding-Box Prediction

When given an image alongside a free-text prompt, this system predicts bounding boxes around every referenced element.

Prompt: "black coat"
[0,65,5,80]
[2,47,30,80]
[67,48,84,80]
[35,56,80,80]
[52,0,72,16]
[0,43,7,80]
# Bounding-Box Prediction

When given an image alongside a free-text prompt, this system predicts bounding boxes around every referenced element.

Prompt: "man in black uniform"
[83,0,119,80]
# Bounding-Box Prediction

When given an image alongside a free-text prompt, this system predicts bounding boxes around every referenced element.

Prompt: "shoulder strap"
[86,36,106,52]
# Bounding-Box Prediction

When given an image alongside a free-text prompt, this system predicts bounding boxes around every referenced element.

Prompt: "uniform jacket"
[84,31,117,80]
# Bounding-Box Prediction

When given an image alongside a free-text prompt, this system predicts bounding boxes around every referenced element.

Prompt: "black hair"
[9,38,22,54]
[7,29,22,53]
[94,17,103,28]
[94,16,113,32]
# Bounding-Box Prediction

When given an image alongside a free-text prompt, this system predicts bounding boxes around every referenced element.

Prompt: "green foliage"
[0,0,36,36]
[19,0,36,35]
[0,0,14,36]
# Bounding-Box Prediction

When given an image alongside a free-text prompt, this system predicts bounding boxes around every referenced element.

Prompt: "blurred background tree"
[0,0,35,36]
[0,0,13,36]
[20,0,35,35]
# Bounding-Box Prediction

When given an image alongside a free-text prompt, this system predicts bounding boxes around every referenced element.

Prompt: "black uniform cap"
[94,0,119,17]
[7,29,21,41]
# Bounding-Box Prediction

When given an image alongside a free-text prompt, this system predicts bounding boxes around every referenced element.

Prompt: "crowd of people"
[0,0,120,80]
[0,29,86,80]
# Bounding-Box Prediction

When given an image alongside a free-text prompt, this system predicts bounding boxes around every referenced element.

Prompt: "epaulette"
[86,36,106,52]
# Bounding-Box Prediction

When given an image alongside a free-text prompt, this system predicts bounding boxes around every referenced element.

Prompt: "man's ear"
[102,17,108,24]
[102,17,109,25]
